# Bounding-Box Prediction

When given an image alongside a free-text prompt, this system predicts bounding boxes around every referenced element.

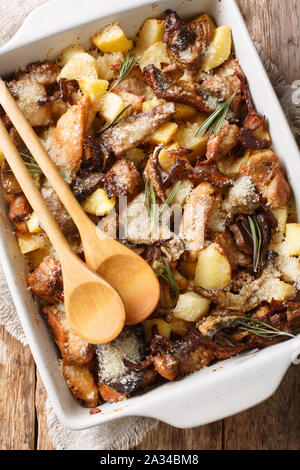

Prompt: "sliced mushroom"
[193,159,234,188]
[163,10,213,69]
[99,102,176,157]
[143,65,213,112]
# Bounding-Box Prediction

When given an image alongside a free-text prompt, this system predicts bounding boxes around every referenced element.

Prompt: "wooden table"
[1,0,300,451]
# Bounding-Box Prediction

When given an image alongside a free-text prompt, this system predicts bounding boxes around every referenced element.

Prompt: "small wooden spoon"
[0,79,160,325]
[0,119,125,344]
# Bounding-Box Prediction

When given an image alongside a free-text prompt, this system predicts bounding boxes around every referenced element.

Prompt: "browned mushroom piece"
[71,172,104,202]
[99,102,176,157]
[163,9,213,69]
[193,159,234,187]
[28,256,64,303]
[143,65,213,112]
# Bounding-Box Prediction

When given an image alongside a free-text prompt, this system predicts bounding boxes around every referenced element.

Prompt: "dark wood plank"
[223,365,300,449]
[0,326,36,450]
[136,421,222,450]
[236,0,300,82]
[36,372,55,450]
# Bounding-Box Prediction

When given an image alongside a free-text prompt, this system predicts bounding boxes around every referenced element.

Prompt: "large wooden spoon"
[0,118,125,344]
[0,79,160,325]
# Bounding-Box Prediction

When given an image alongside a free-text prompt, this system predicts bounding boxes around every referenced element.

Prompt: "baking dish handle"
[0,0,155,53]
[132,339,300,428]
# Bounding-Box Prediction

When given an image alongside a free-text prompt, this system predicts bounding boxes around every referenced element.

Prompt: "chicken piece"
[206,123,239,161]
[163,10,213,69]
[103,158,142,198]
[215,232,251,270]
[180,182,216,251]
[153,353,179,380]
[28,256,63,303]
[48,95,90,181]
[41,184,77,237]
[178,344,214,375]
[239,150,290,209]
[62,361,99,408]
[201,56,246,115]
[6,79,52,127]
[113,86,144,113]
[99,102,176,157]
[8,194,31,232]
[14,61,60,86]
[43,304,94,364]
[98,382,129,402]
[143,65,213,112]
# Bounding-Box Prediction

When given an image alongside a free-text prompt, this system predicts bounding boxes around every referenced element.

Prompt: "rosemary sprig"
[247,215,262,273]
[153,257,179,295]
[145,180,181,230]
[97,104,131,134]
[194,94,235,138]
[158,181,181,220]
[110,50,139,92]
[234,317,295,339]
[9,152,43,174]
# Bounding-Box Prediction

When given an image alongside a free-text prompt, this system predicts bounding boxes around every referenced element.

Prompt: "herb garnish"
[110,49,139,92]
[153,257,179,295]
[13,152,43,174]
[239,215,262,273]
[234,317,295,339]
[97,104,131,134]
[194,94,235,138]
[145,179,181,229]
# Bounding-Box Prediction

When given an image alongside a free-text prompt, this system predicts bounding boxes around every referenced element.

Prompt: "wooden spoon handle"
[0,119,73,264]
[0,79,103,237]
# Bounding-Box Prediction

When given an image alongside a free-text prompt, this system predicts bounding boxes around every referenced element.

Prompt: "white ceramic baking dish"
[0,0,300,431]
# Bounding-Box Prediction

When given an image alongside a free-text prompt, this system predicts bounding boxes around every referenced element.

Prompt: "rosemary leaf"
[110,50,139,92]
[194,94,235,138]
[234,317,295,339]
[248,216,259,272]
[153,257,179,295]
[158,181,181,220]
[97,104,131,134]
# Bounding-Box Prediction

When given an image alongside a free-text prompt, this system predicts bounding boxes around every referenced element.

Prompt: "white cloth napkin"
[0,0,299,450]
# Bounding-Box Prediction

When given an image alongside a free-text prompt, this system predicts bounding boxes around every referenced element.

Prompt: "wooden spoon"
[0,79,160,325]
[0,118,125,344]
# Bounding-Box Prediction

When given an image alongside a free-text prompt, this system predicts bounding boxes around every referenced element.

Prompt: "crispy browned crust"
[193,160,234,187]
[103,158,142,198]
[8,194,31,232]
[28,256,63,304]
[143,65,213,112]
[99,102,176,157]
